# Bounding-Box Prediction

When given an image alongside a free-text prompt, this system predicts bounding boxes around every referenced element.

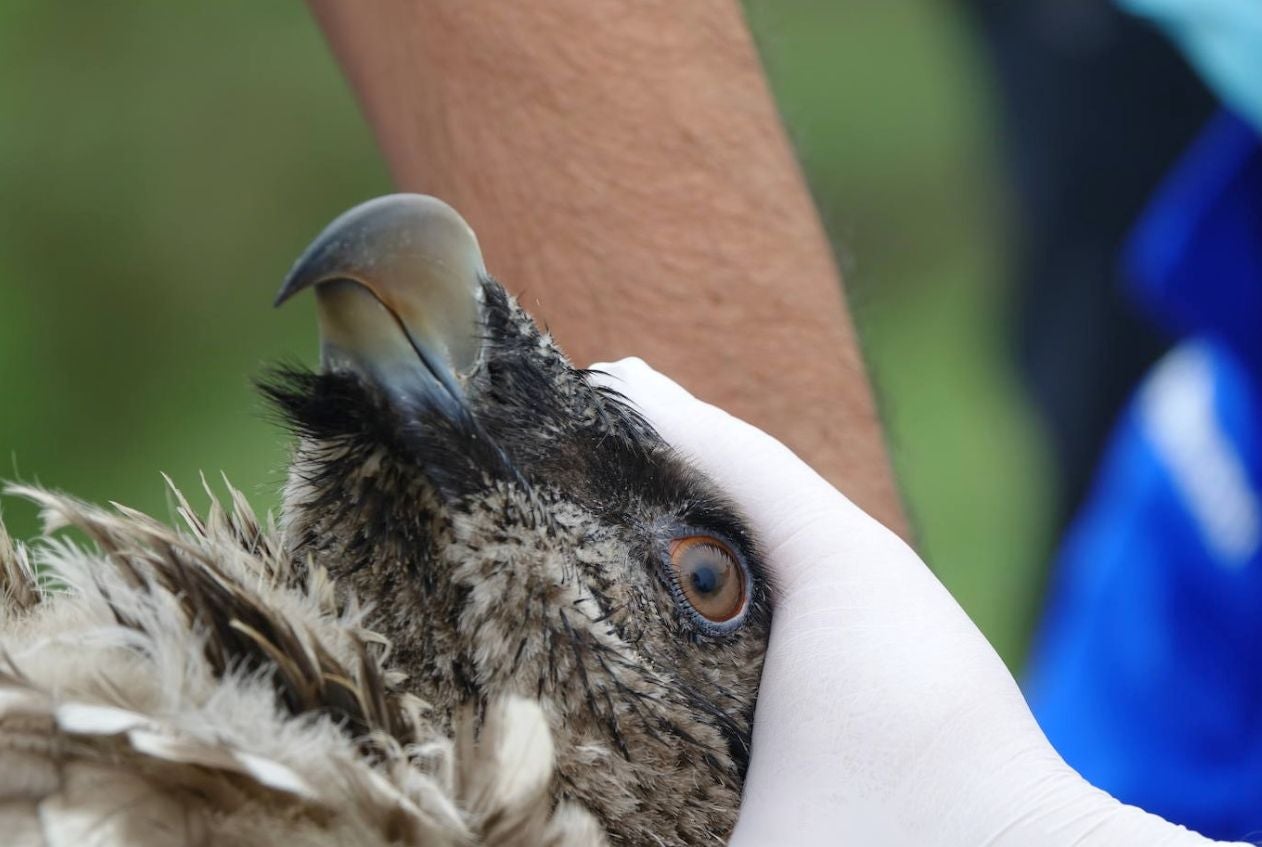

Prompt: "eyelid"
[669,536,733,560]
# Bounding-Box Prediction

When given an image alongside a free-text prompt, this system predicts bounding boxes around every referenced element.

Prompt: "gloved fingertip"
[586,357,697,404]
[586,356,651,381]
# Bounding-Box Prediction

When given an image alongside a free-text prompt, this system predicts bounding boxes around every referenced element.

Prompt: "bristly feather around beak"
[274,194,487,421]
[262,194,771,845]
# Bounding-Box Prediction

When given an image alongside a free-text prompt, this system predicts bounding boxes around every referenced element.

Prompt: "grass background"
[0,3,1053,667]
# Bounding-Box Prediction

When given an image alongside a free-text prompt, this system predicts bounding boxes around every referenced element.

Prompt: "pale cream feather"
[0,482,607,846]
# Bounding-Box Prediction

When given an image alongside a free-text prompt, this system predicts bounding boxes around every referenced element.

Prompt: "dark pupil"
[689,558,725,595]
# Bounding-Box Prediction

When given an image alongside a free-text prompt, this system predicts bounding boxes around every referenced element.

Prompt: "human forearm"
[307,0,907,535]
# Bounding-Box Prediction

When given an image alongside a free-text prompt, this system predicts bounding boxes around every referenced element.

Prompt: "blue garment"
[1025,112,1262,841]
[1118,0,1262,134]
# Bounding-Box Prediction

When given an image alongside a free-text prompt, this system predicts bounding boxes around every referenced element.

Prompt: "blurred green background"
[0,4,1052,666]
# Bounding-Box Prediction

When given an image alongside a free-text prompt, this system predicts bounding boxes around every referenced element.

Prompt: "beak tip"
[272,277,300,308]
[274,244,330,308]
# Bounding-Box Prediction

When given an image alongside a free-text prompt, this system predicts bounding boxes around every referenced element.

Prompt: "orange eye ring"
[667,535,749,630]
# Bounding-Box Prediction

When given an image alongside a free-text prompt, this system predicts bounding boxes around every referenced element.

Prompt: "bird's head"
[266,195,770,842]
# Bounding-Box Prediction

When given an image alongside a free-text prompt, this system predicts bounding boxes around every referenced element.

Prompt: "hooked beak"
[275,194,486,416]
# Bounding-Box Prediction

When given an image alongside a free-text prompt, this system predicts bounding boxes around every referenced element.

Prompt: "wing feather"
[0,484,607,846]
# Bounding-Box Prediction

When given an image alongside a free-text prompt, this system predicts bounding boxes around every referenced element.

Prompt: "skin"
[306,0,908,537]
[267,197,772,844]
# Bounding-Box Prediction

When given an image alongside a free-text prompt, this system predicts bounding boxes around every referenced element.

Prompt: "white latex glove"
[590,358,1242,847]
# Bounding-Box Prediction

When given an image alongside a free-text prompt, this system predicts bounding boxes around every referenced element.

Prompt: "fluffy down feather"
[0,480,607,846]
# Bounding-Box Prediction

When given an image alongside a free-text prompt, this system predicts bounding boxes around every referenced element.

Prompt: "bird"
[0,195,772,846]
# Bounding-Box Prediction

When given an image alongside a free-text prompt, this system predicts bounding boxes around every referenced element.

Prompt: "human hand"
[590,357,1239,846]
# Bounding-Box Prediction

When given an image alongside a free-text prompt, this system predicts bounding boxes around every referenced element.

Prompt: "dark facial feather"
[265,276,771,845]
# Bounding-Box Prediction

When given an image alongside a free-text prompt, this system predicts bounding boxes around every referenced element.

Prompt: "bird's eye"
[667,535,749,630]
